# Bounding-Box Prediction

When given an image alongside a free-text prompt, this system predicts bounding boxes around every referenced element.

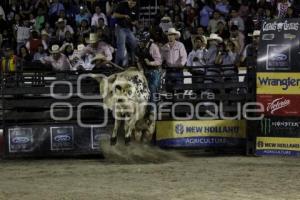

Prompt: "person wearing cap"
[136,31,162,104]
[113,0,138,66]
[161,28,187,88]
[241,30,260,67]
[55,18,74,42]
[40,44,71,71]
[187,35,207,87]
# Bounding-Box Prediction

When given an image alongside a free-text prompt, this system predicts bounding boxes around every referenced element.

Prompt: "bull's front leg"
[111,119,121,145]
[124,118,137,145]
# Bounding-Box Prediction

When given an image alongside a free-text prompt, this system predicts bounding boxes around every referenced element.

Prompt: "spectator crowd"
[0,0,299,74]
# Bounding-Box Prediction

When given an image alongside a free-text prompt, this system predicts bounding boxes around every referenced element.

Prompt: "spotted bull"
[93,67,156,145]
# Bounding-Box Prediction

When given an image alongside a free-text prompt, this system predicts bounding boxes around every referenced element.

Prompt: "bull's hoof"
[125,137,131,145]
[110,137,117,146]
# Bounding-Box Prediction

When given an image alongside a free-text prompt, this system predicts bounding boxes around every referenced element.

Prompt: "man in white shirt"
[161,28,187,88]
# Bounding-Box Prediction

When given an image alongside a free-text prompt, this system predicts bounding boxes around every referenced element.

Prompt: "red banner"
[257,94,300,116]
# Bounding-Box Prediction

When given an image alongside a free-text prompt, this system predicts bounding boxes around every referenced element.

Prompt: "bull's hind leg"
[111,120,121,145]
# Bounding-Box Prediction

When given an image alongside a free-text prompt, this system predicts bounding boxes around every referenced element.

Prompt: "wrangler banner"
[156,120,246,148]
[257,94,300,116]
[256,137,300,156]
[257,73,300,94]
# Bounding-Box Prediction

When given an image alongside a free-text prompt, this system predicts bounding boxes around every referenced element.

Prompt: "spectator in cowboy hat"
[241,30,260,67]
[159,16,173,34]
[85,33,100,54]
[55,18,74,42]
[161,27,187,89]
[40,44,71,71]
[205,33,223,65]
[204,33,223,86]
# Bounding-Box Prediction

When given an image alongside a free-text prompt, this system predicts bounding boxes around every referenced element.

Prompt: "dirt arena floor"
[0,144,300,200]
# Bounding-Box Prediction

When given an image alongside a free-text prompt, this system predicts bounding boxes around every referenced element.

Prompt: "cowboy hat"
[167,28,181,38]
[41,30,49,36]
[161,16,171,22]
[248,30,261,37]
[56,18,66,25]
[91,53,107,63]
[60,43,74,51]
[77,44,85,52]
[85,33,99,44]
[207,33,223,42]
[49,44,61,54]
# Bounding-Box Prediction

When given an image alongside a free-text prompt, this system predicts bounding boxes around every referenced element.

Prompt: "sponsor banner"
[256,137,300,156]
[260,117,300,137]
[8,128,34,153]
[156,120,246,148]
[257,94,300,116]
[91,125,112,149]
[257,19,300,72]
[50,127,74,151]
[257,73,300,94]
[157,137,245,148]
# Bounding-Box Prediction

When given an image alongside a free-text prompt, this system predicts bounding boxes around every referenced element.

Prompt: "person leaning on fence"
[215,38,240,94]
[40,44,71,71]
[241,30,260,68]
[161,28,187,91]
[136,31,162,105]
[187,35,207,88]
[204,33,223,85]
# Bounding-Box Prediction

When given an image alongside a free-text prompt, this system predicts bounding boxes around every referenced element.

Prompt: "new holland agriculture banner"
[156,120,246,148]
[256,137,300,156]
[257,73,300,95]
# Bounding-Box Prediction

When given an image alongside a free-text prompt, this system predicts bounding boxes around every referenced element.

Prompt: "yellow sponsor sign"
[256,137,300,151]
[156,120,246,140]
[257,73,300,94]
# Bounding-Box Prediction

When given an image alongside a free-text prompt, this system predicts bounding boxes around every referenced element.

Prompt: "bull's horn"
[107,61,125,70]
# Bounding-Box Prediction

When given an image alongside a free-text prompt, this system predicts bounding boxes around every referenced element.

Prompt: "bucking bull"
[92,67,156,145]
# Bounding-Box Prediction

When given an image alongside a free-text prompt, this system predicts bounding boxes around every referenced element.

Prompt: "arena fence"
[0,64,256,158]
